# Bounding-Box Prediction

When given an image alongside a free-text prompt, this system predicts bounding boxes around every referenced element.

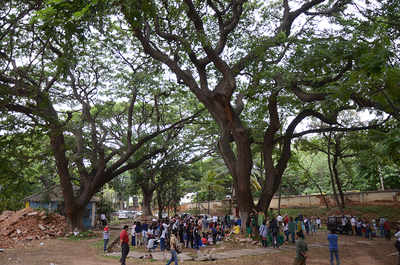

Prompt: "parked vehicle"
[118,210,129,219]
[327,216,352,234]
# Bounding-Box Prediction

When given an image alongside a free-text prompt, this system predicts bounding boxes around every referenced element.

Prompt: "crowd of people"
[338,215,394,240]
[130,214,232,251]
[117,214,233,265]
[106,212,400,265]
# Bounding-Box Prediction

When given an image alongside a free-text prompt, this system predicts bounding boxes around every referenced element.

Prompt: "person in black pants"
[270,217,279,248]
[120,225,130,265]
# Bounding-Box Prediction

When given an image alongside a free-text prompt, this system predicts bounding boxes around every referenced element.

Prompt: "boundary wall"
[179,190,400,215]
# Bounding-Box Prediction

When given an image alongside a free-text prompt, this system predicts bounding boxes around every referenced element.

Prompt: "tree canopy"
[1,0,399,226]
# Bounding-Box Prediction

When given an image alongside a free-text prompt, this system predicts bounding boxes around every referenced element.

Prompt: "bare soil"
[0,230,398,265]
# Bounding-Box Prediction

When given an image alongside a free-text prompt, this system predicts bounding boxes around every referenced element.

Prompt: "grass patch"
[67,230,97,240]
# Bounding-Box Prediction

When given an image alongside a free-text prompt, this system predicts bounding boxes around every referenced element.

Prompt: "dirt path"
[0,238,115,265]
[0,232,398,265]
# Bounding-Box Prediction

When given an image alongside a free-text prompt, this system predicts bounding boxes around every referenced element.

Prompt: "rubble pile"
[0,207,68,248]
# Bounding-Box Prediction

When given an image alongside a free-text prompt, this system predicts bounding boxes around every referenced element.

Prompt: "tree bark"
[326,133,341,209]
[217,126,254,232]
[68,206,86,231]
[333,136,346,209]
[278,184,282,215]
[312,178,330,208]
[156,189,166,219]
[142,187,154,216]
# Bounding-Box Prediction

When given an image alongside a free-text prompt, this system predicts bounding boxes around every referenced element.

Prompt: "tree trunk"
[327,134,341,209]
[156,192,164,219]
[332,153,345,209]
[379,174,385,191]
[313,179,330,208]
[278,184,282,215]
[218,127,254,232]
[66,205,86,231]
[142,188,154,216]
[333,136,345,209]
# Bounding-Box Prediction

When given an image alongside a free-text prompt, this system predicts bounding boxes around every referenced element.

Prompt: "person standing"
[103,225,110,252]
[259,221,268,247]
[270,217,279,248]
[160,223,168,259]
[379,217,385,237]
[394,227,400,265]
[350,216,356,236]
[304,216,310,236]
[288,217,297,244]
[284,221,289,242]
[131,223,136,247]
[246,217,252,238]
[120,225,130,265]
[277,214,283,227]
[294,231,308,265]
[384,219,391,240]
[316,217,321,231]
[135,221,142,246]
[328,230,340,265]
[310,217,316,235]
[100,213,107,226]
[166,230,179,265]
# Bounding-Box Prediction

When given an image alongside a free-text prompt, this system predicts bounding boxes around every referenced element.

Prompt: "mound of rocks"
[0,207,68,248]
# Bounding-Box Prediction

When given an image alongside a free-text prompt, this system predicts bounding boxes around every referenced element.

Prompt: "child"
[103,225,110,252]
[146,235,156,252]
[201,232,208,246]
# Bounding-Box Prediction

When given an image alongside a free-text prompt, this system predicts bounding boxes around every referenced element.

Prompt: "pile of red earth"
[0,207,68,248]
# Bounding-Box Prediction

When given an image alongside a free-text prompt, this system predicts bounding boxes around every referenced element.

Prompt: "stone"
[16,229,22,234]
[38,224,46,231]
[27,212,38,216]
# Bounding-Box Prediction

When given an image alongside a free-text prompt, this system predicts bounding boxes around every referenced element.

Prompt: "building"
[24,185,99,229]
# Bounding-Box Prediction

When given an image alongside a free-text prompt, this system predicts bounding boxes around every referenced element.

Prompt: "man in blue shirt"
[328,230,340,265]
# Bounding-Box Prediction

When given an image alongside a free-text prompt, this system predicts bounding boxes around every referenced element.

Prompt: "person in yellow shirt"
[233,223,240,234]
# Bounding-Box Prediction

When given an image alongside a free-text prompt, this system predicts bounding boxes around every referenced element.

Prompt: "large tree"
[115,0,400,224]
[0,0,200,229]
[4,0,400,228]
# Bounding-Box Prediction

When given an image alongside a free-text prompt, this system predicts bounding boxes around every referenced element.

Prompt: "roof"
[24,184,100,202]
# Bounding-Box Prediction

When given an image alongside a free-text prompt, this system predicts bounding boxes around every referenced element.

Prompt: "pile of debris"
[0,207,68,248]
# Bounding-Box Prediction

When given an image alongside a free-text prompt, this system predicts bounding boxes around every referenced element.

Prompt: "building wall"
[270,190,400,209]
[28,200,95,229]
[179,190,400,214]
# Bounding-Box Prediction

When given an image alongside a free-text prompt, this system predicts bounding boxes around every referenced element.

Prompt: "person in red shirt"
[120,225,130,265]
[284,214,289,225]
[383,220,391,240]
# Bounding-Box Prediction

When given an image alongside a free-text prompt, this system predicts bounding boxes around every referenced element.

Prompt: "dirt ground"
[0,230,398,265]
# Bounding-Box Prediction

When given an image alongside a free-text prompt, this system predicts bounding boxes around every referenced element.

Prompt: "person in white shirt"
[147,236,156,252]
[277,214,283,224]
[100,213,107,226]
[213,216,218,223]
[160,223,168,259]
[316,217,321,230]
[350,216,356,235]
